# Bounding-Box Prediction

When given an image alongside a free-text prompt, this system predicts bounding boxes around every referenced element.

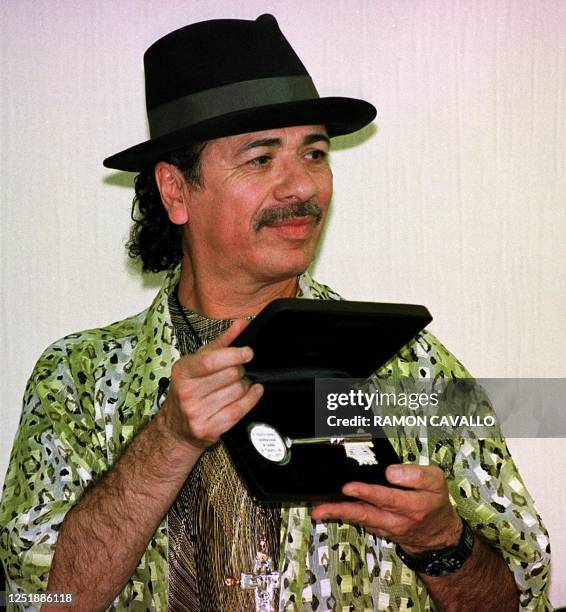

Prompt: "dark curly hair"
[127,142,206,272]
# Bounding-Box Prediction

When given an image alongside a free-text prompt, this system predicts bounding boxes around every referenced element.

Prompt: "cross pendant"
[225,537,280,612]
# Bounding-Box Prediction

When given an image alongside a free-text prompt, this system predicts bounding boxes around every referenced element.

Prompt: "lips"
[252,200,323,232]
[265,216,313,239]
[267,217,312,227]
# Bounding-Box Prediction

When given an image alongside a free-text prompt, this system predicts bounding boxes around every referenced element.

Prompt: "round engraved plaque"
[248,422,289,464]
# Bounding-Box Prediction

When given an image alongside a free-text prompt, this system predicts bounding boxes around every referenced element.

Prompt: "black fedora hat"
[103,14,376,172]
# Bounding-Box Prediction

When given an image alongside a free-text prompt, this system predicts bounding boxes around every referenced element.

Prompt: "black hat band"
[148,75,319,139]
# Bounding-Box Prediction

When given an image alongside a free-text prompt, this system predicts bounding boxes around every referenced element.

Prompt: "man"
[0,14,551,612]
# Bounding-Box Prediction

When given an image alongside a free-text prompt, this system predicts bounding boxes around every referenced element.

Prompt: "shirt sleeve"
[0,341,108,608]
[435,434,552,611]
[383,331,552,609]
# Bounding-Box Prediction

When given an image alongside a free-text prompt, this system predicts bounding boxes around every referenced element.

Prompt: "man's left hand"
[311,464,462,555]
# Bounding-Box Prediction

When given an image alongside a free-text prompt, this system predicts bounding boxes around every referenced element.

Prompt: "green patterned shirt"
[0,268,552,610]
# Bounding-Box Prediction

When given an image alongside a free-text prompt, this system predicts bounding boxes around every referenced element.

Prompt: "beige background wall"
[1,0,565,604]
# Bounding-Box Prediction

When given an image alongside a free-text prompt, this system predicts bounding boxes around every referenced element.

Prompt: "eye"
[249,155,272,167]
[306,149,328,161]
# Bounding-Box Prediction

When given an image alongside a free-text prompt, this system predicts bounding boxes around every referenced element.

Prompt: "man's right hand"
[161,318,264,451]
[45,318,263,611]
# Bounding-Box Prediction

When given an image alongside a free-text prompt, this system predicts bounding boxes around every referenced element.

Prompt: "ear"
[155,162,190,225]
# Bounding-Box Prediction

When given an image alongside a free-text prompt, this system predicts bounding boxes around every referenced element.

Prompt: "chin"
[256,252,312,282]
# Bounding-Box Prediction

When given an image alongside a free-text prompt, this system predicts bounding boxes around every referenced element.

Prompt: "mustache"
[252,200,323,232]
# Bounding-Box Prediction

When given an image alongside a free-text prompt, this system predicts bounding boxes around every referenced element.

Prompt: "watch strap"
[396,517,475,577]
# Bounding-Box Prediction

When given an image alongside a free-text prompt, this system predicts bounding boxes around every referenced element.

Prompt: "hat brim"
[103,97,376,172]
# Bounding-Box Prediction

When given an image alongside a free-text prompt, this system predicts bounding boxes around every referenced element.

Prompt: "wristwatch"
[395,518,475,577]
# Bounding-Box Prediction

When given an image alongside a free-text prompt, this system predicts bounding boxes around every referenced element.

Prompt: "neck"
[176,255,300,319]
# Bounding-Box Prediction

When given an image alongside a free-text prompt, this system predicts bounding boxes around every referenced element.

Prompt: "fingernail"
[343,485,359,496]
[241,347,253,362]
[255,384,264,396]
[388,465,404,482]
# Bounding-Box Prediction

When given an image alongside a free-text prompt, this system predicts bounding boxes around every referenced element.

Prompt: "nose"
[272,158,318,203]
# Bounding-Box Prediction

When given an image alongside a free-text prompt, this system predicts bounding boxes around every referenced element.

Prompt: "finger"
[341,482,440,522]
[312,494,429,535]
[194,364,247,397]
[176,367,249,417]
[385,464,446,492]
[341,481,405,511]
[177,346,253,379]
[203,318,251,351]
[203,376,252,410]
[204,383,264,436]
[312,501,382,526]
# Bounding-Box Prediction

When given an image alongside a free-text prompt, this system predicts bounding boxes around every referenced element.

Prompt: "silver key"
[286,432,378,466]
[248,423,378,465]
[284,432,372,447]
